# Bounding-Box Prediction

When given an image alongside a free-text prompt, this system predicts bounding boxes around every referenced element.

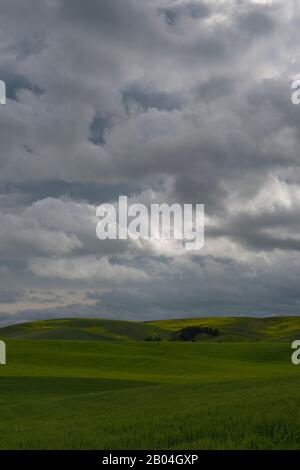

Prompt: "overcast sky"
[0,0,300,325]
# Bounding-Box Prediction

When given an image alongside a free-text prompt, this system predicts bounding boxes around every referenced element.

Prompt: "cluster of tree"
[171,325,219,341]
[145,334,162,342]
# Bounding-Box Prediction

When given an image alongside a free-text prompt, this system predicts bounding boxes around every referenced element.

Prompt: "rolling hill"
[1,316,300,341]
[148,316,300,342]
[0,318,169,341]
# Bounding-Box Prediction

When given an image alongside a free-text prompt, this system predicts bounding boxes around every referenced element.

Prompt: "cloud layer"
[1,0,300,325]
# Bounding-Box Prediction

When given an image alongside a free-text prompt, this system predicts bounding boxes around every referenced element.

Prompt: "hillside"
[1,316,300,341]
[148,316,300,342]
[0,318,169,341]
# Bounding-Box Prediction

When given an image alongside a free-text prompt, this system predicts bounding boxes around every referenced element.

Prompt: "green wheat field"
[0,316,300,449]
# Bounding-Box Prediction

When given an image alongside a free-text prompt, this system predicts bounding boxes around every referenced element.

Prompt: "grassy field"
[0,317,300,449]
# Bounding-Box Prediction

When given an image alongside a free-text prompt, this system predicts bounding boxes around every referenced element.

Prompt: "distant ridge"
[1,316,300,342]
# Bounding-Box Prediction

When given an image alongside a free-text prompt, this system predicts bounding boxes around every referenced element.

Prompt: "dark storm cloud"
[0,71,42,101]
[159,1,211,25]
[122,82,186,112]
[236,4,277,38]
[207,201,300,252]
[0,289,23,304]
[89,114,109,145]
[1,0,300,324]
